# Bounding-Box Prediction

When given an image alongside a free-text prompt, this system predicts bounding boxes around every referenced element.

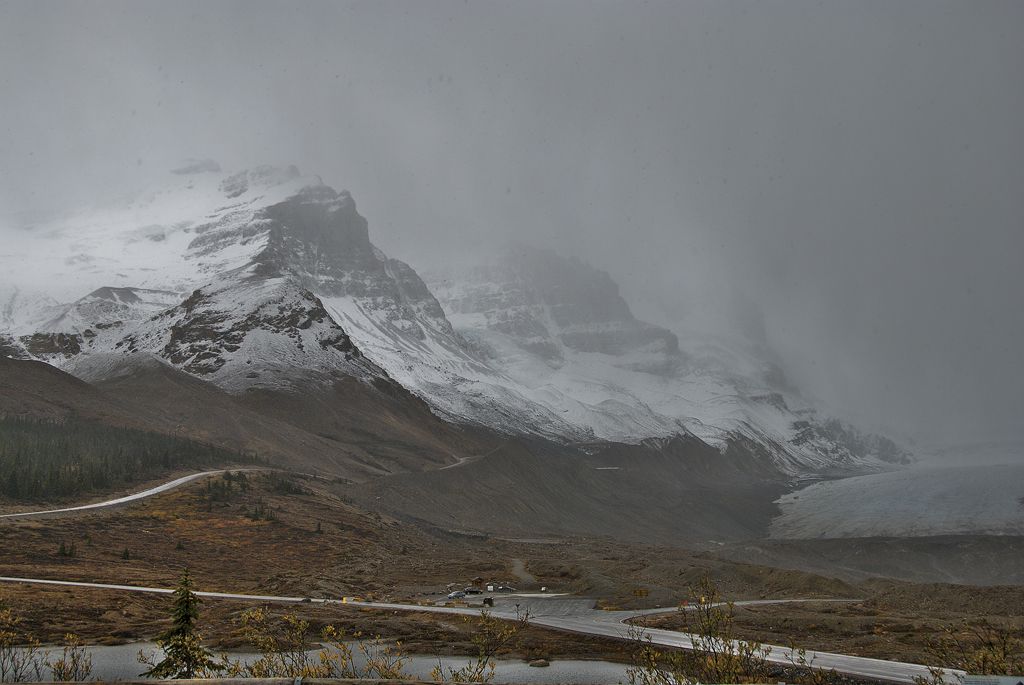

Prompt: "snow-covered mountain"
[425,244,909,472]
[0,164,909,475]
[0,165,586,438]
[18,286,182,364]
[99,273,382,392]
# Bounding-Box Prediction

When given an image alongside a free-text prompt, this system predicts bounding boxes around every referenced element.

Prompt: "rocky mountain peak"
[249,183,374,285]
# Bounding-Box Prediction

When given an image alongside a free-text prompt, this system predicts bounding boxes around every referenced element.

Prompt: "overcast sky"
[1,1,1022,447]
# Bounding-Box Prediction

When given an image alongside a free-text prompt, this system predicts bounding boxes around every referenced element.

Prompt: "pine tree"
[140,569,223,679]
[166,569,200,640]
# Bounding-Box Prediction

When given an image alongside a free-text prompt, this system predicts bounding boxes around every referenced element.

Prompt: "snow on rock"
[16,286,183,365]
[112,271,382,392]
[425,244,910,472]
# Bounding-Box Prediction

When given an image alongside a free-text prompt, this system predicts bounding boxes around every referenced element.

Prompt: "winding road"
[0,472,962,683]
[0,469,261,520]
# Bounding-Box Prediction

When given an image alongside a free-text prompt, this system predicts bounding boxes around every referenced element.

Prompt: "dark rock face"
[384,258,452,329]
[157,290,234,375]
[250,186,454,341]
[20,332,83,358]
[87,286,143,304]
[255,186,375,282]
[0,334,31,359]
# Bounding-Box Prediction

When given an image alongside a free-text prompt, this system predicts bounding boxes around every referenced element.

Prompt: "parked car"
[463,587,482,594]
[447,590,467,599]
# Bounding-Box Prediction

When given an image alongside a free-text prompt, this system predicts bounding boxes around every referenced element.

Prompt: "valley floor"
[1,470,1021,675]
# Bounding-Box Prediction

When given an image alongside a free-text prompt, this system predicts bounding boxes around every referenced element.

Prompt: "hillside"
[0,354,488,481]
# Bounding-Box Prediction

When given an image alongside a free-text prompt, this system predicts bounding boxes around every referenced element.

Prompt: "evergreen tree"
[166,569,200,639]
[141,569,223,679]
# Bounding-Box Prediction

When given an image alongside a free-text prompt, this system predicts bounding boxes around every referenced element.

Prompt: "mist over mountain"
[1,1,1022,454]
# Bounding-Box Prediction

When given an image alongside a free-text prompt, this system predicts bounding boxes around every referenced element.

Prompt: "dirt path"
[511,558,537,585]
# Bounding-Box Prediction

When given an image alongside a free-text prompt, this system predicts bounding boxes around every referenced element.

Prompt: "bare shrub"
[46,633,93,682]
[431,608,531,684]
[627,574,771,685]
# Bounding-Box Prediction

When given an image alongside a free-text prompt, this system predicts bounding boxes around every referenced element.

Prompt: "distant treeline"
[0,415,255,501]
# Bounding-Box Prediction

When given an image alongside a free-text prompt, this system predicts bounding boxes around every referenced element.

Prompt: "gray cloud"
[1,0,1021,446]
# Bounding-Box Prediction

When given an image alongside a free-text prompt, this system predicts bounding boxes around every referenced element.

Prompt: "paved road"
[0,469,259,520]
[0,576,960,684]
